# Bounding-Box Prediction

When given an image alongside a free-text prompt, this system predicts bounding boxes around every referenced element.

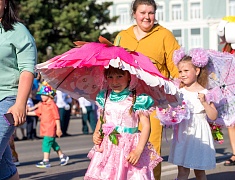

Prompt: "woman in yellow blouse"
[114,0,180,179]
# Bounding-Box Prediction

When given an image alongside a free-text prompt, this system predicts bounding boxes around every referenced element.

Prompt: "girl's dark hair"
[104,66,126,77]
[131,0,157,16]
[179,56,208,88]
[129,89,136,114]
[1,0,21,31]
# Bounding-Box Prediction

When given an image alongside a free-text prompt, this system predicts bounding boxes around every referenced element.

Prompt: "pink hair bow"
[173,47,209,68]
[173,47,185,65]
[189,48,208,67]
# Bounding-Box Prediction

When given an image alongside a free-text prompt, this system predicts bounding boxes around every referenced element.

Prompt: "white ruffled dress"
[168,88,216,170]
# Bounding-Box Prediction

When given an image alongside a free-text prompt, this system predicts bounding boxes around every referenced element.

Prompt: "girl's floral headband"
[173,47,209,67]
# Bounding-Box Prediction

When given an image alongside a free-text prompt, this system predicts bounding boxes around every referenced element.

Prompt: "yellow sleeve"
[164,32,180,78]
[114,33,122,46]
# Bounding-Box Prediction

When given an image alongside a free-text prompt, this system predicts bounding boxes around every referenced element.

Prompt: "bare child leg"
[43,152,50,161]
[194,169,207,180]
[177,166,190,180]
[57,149,63,157]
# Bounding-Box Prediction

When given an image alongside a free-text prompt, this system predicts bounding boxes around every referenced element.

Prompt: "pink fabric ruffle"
[85,132,162,180]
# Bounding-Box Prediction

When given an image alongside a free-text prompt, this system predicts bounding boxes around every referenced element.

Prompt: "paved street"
[15,118,235,180]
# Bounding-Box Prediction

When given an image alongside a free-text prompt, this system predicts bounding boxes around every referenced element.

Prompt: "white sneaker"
[36,161,51,168]
[60,154,69,166]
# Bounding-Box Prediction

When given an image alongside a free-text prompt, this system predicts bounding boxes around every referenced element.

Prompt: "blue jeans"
[0,96,17,180]
[82,106,97,133]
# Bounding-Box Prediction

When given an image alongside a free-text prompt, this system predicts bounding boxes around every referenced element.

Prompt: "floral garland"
[156,101,190,127]
[208,122,224,144]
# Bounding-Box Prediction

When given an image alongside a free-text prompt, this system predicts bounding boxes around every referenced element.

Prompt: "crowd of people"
[1,0,235,180]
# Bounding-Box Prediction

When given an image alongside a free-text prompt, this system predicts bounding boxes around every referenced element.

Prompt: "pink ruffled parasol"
[36,42,181,107]
[207,49,235,127]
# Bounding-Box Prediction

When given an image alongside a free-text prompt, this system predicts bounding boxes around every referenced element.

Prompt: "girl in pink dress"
[84,67,162,180]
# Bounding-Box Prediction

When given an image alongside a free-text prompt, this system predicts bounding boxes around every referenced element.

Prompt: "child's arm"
[27,111,37,116]
[198,93,218,120]
[126,113,151,165]
[56,119,63,138]
[93,118,102,145]
[27,103,39,112]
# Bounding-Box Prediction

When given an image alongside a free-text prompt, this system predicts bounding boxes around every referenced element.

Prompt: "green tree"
[18,0,118,63]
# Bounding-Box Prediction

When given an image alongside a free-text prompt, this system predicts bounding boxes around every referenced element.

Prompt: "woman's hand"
[93,131,103,145]
[126,148,142,165]
[8,103,26,126]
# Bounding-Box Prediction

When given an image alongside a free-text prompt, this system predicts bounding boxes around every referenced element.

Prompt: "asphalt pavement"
[15,117,235,180]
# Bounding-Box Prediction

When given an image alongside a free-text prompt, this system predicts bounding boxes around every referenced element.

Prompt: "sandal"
[224,154,235,166]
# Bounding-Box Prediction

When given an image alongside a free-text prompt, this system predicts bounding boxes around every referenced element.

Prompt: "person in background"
[32,73,42,104]
[55,90,72,136]
[71,98,81,117]
[223,43,235,166]
[217,16,235,166]
[78,97,97,134]
[31,72,42,139]
[26,91,37,140]
[114,0,180,179]
[15,121,27,141]
[9,135,20,166]
[0,0,37,179]
[27,82,69,168]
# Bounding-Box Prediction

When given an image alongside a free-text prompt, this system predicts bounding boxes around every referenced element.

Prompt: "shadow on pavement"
[189,172,235,180]
[19,153,90,179]
[19,153,90,167]
[19,169,87,180]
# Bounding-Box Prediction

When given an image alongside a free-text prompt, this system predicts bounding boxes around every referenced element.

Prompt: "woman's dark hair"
[1,0,21,31]
[131,0,157,16]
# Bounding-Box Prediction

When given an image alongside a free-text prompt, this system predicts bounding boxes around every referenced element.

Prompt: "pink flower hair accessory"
[189,48,209,67]
[173,47,185,65]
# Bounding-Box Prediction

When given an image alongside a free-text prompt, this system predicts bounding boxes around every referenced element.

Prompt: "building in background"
[97,0,235,51]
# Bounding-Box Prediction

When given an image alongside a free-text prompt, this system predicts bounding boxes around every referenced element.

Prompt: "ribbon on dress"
[115,126,138,134]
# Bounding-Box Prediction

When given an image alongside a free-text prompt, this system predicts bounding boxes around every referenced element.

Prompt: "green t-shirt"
[0,22,37,100]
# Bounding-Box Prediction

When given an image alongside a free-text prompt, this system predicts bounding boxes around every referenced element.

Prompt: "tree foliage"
[17,0,118,63]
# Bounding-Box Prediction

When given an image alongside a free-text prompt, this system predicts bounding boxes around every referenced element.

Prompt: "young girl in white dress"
[168,48,218,180]
[84,66,163,180]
